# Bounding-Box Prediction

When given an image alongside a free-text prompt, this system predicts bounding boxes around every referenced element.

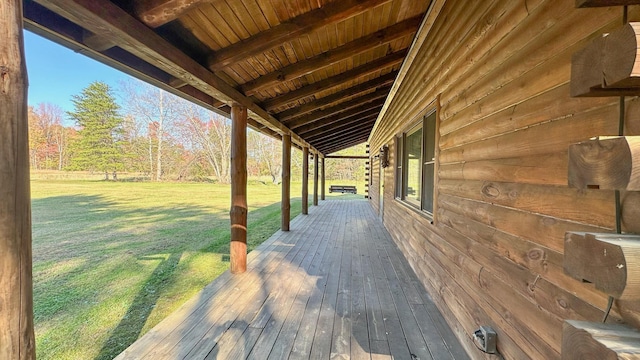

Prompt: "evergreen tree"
[67,81,125,179]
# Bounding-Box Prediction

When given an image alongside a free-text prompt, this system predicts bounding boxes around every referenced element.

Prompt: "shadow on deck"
[114,200,469,360]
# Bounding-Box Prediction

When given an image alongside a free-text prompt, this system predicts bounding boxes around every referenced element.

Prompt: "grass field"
[31,177,364,359]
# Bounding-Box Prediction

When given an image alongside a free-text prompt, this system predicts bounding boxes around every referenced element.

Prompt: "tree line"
[28,80,366,183]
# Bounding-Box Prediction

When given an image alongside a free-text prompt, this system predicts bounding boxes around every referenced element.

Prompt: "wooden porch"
[115,200,469,360]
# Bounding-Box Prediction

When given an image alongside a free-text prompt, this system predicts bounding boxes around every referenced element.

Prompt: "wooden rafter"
[263,49,407,111]
[285,92,388,129]
[296,106,383,135]
[133,0,205,28]
[305,114,376,142]
[206,0,392,71]
[276,72,397,122]
[32,0,317,153]
[308,118,377,144]
[320,135,371,154]
[240,16,421,96]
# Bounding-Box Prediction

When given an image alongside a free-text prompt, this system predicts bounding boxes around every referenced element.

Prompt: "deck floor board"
[115,200,470,360]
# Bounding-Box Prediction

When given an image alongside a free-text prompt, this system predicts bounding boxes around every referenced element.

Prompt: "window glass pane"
[422,164,434,213]
[422,111,436,214]
[404,126,422,205]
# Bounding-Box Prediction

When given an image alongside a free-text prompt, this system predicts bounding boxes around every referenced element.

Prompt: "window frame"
[394,102,439,221]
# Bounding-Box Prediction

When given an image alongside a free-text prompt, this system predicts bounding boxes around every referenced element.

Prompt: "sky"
[24,30,133,122]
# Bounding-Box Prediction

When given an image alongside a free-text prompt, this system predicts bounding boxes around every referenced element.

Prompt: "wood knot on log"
[528,248,544,261]
[481,182,500,198]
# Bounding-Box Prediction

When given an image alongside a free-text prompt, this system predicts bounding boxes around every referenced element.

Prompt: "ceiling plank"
[322,135,367,154]
[305,115,376,143]
[316,132,372,153]
[206,0,392,71]
[134,0,206,28]
[295,105,383,135]
[317,130,372,150]
[33,0,317,152]
[263,49,407,111]
[240,16,420,96]
[285,90,388,128]
[276,72,396,121]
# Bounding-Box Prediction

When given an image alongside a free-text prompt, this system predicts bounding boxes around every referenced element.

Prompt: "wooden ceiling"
[23,0,430,155]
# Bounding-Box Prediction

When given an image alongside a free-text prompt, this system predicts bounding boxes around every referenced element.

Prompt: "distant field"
[31,177,364,359]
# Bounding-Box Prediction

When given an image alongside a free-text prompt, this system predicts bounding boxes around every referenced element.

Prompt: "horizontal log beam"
[571,23,640,96]
[568,136,640,190]
[207,0,392,71]
[32,0,318,153]
[576,0,640,7]
[562,320,640,360]
[288,95,387,129]
[276,72,396,122]
[263,49,407,111]
[240,16,420,96]
[565,232,640,299]
[134,0,206,28]
[296,106,382,135]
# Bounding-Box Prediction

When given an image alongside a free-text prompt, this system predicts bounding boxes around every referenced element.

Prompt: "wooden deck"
[115,200,469,360]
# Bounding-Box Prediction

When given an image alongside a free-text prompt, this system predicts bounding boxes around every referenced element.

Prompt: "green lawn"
[31,178,365,359]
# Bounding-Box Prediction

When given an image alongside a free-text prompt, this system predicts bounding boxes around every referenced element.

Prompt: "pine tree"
[67,81,125,179]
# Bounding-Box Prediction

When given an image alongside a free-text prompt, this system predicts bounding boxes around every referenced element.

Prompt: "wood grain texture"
[562,320,640,360]
[230,104,248,274]
[282,134,291,231]
[576,0,640,7]
[569,136,640,190]
[565,232,640,300]
[302,147,309,215]
[0,0,36,358]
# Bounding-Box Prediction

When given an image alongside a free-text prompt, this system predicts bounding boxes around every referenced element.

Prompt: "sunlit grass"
[31,179,312,360]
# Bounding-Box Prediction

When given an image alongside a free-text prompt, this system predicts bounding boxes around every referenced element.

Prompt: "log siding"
[369,1,640,359]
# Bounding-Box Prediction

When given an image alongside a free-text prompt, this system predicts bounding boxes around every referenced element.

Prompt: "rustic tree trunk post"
[230,104,247,274]
[302,147,309,215]
[0,0,36,358]
[313,152,319,206]
[281,133,291,231]
[321,156,326,200]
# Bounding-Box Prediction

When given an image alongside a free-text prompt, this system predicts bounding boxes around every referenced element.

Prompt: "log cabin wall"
[369,157,380,214]
[369,1,640,359]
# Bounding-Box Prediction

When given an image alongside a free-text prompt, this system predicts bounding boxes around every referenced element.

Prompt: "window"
[395,109,437,216]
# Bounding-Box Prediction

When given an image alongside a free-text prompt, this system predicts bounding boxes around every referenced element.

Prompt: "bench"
[329,185,357,194]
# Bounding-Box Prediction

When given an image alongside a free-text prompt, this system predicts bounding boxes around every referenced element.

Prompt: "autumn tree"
[67,81,125,179]
[248,130,282,184]
[27,103,70,170]
[179,106,232,183]
[121,80,182,180]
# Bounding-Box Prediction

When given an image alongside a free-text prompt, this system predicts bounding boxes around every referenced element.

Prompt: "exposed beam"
[310,120,376,146]
[276,73,396,122]
[263,49,407,111]
[32,0,318,153]
[320,132,371,150]
[134,0,206,28]
[206,0,391,71]
[82,31,115,51]
[320,135,370,154]
[285,89,389,129]
[240,16,420,96]
[296,106,382,135]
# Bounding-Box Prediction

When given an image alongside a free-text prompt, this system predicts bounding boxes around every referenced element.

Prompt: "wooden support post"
[321,157,326,200]
[302,147,309,215]
[281,134,291,231]
[568,136,640,190]
[565,232,640,299]
[230,104,247,274]
[313,152,319,206]
[0,0,36,358]
[562,320,640,359]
